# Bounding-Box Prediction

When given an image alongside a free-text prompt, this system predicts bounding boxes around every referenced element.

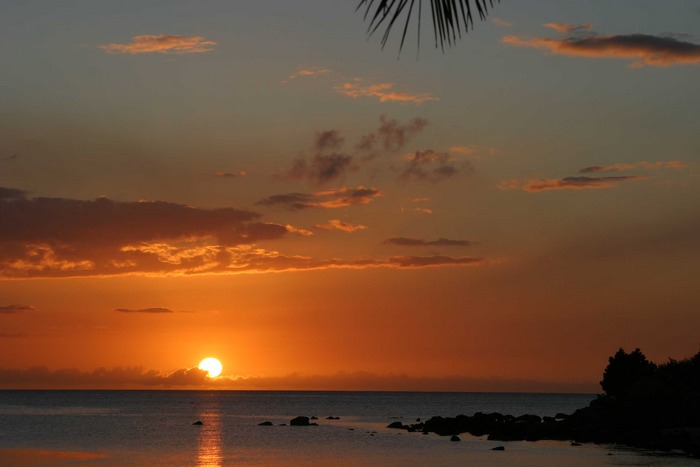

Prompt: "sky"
[1,0,699,391]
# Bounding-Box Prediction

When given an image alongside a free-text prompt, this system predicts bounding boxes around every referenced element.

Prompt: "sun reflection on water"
[196,405,223,466]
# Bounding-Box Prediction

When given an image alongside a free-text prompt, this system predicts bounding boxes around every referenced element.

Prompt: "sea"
[0,390,695,466]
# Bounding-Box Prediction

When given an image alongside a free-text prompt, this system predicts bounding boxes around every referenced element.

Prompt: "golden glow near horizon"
[198,358,223,378]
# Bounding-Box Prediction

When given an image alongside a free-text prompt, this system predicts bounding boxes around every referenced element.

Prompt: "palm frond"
[357,0,498,52]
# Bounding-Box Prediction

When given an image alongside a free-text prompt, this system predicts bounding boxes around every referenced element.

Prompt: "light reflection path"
[196,399,223,467]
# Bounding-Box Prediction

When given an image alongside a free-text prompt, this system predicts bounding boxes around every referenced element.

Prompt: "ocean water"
[0,390,695,466]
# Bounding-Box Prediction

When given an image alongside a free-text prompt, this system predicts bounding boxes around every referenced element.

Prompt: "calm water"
[0,391,695,465]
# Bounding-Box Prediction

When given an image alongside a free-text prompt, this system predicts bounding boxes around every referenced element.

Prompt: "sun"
[198,357,223,378]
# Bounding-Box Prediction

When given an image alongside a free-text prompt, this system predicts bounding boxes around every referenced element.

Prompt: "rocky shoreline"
[386,397,700,457]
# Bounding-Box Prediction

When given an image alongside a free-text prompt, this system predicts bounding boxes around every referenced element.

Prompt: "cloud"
[114,307,174,314]
[257,186,382,210]
[579,160,688,173]
[314,219,368,233]
[287,130,355,185]
[335,80,438,103]
[287,67,332,80]
[0,366,594,392]
[0,188,288,278]
[384,237,474,247]
[544,23,593,34]
[398,149,473,182]
[215,171,247,178]
[99,35,217,54]
[0,366,210,389]
[522,176,646,192]
[358,115,428,160]
[0,304,34,314]
[491,18,513,28]
[503,26,700,67]
[285,225,314,237]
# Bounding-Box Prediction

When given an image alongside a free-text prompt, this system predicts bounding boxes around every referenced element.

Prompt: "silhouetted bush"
[600,348,657,398]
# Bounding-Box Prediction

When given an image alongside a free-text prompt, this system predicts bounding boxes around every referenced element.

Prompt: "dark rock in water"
[450,435,461,442]
[571,442,582,446]
[192,421,204,425]
[290,416,311,426]
[491,446,505,451]
[310,416,318,420]
[387,421,407,429]
[423,432,429,435]
[326,416,340,420]
[258,421,273,426]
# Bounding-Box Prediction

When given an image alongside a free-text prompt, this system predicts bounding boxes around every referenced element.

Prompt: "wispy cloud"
[314,219,368,233]
[0,304,34,314]
[335,80,438,103]
[522,176,645,192]
[398,150,473,183]
[100,35,217,54]
[579,160,688,173]
[503,25,700,67]
[384,237,475,247]
[114,307,174,314]
[287,67,332,80]
[215,171,247,178]
[491,18,513,28]
[257,186,382,210]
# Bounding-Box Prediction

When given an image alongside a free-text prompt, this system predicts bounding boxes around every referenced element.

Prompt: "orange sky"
[1,1,699,391]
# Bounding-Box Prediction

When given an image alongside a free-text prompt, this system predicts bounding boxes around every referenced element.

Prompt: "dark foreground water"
[0,391,695,465]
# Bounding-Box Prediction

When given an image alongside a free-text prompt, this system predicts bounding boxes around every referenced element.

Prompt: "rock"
[571,442,582,446]
[310,416,318,420]
[450,435,461,442]
[416,418,421,422]
[192,420,204,425]
[423,432,429,435]
[290,416,311,426]
[387,421,407,429]
[258,421,273,426]
[278,423,286,426]
[326,416,340,420]
[491,446,505,451]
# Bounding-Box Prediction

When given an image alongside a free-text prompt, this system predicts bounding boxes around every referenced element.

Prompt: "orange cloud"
[314,219,368,233]
[335,81,438,103]
[99,35,217,54]
[287,67,332,80]
[503,28,700,67]
[384,237,474,247]
[257,186,382,210]
[522,176,646,192]
[114,307,173,314]
[491,18,512,28]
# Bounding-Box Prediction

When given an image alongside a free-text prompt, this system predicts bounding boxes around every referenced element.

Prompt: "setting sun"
[198,358,223,378]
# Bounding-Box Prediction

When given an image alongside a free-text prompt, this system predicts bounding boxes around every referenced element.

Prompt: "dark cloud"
[504,26,700,67]
[579,161,687,173]
[384,237,474,247]
[257,186,382,210]
[287,130,355,185]
[0,366,595,392]
[398,149,473,182]
[523,176,645,192]
[359,115,428,157]
[114,307,174,314]
[0,187,288,278]
[0,305,34,314]
[314,130,344,151]
[0,187,26,200]
[0,366,209,389]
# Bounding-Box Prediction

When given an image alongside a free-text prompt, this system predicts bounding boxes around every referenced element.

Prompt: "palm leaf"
[357,0,498,52]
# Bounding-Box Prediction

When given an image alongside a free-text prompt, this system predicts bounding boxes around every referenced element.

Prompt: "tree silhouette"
[357,0,499,52]
[600,347,657,398]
